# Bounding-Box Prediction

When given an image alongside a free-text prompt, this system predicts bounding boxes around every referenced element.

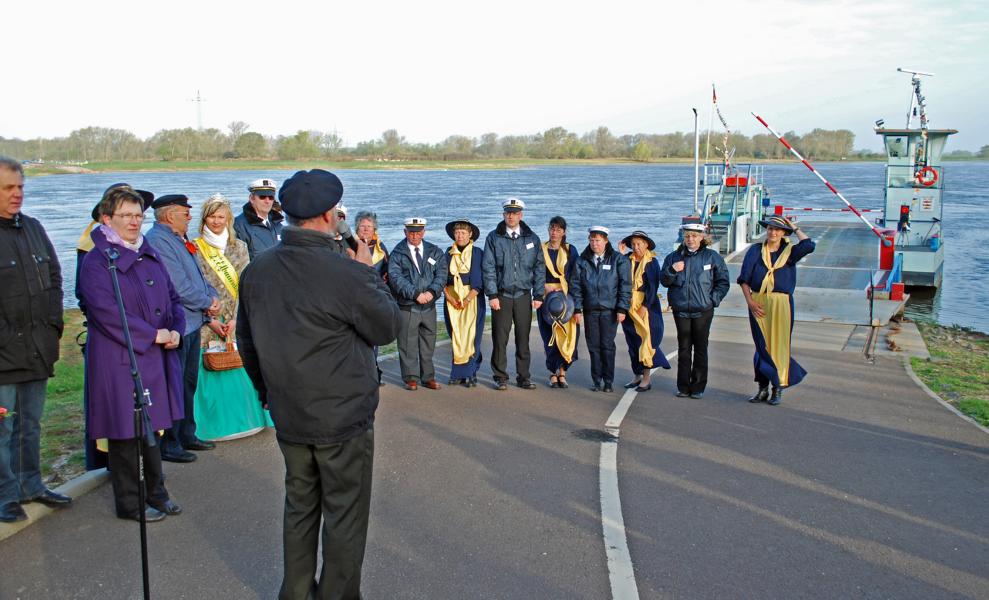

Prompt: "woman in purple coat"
[77,186,186,522]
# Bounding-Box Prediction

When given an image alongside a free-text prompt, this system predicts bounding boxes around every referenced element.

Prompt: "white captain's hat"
[336,203,349,217]
[502,197,526,212]
[588,226,610,237]
[681,223,706,233]
[404,217,427,230]
[248,178,278,196]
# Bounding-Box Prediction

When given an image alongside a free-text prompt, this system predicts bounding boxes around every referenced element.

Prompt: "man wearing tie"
[481,198,546,391]
[388,218,447,391]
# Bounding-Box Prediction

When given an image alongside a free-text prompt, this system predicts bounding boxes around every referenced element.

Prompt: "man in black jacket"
[234,178,284,260]
[237,169,401,600]
[0,157,71,523]
[660,223,730,399]
[387,217,447,391]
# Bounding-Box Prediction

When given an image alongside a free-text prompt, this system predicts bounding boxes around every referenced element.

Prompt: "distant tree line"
[5,122,981,164]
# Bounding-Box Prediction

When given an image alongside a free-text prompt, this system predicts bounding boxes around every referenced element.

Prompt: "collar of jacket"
[0,214,22,229]
[392,239,435,259]
[580,243,615,262]
[90,224,159,273]
[281,225,342,248]
[241,202,285,226]
[494,220,534,237]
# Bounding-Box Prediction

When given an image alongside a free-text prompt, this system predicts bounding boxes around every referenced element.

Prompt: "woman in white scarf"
[192,194,272,440]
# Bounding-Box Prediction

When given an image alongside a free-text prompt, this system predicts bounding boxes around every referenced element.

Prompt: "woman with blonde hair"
[193,194,272,440]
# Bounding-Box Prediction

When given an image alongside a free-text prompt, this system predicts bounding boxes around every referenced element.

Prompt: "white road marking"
[600,350,678,600]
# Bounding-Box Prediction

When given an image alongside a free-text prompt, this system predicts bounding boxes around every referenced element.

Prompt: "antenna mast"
[188,90,206,130]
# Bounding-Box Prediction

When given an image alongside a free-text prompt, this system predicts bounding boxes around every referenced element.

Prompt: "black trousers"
[278,428,374,600]
[164,329,201,452]
[490,292,532,383]
[107,435,169,518]
[584,309,619,385]
[673,309,714,393]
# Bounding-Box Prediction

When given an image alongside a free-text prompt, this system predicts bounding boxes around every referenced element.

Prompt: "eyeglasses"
[112,213,145,221]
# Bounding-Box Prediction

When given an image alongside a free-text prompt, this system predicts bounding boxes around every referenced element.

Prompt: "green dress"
[193,234,273,441]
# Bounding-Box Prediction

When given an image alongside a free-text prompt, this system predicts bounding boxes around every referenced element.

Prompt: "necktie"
[414,246,422,273]
[511,232,518,240]
[596,256,602,269]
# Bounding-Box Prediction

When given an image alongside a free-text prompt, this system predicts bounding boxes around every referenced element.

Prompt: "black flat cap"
[278,170,344,219]
[151,194,192,210]
[91,183,154,221]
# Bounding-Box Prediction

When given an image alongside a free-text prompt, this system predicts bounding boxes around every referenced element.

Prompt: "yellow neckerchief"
[628,250,657,368]
[446,242,478,365]
[77,221,97,253]
[370,235,386,266]
[541,242,577,363]
[195,237,239,298]
[751,240,796,386]
[758,240,793,295]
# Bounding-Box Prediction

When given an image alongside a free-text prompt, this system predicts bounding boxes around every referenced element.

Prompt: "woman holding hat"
[737,215,815,405]
[538,216,582,388]
[660,223,730,399]
[620,230,671,392]
[443,219,485,387]
[192,194,273,440]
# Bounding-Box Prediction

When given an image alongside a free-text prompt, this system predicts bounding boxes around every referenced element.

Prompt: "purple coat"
[78,228,185,440]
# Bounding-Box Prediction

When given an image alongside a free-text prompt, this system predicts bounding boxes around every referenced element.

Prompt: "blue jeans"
[0,380,48,507]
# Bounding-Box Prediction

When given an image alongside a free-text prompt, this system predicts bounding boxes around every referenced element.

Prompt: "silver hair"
[354,210,378,228]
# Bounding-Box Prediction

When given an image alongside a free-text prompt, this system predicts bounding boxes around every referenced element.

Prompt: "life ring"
[916,166,938,187]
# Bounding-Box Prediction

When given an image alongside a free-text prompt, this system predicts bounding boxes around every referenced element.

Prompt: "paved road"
[2,317,986,599]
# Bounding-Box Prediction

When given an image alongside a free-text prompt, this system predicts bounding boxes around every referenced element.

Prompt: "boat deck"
[716,220,908,325]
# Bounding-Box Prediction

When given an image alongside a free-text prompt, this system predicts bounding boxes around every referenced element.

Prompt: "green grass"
[911,321,989,427]
[41,309,87,486]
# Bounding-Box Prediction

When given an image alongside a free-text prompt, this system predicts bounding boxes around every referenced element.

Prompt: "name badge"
[602,264,612,270]
[276,235,282,241]
[703,263,712,271]
[427,257,437,266]
[525,242,535,250]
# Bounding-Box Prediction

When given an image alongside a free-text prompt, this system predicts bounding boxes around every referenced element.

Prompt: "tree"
[381,129,406,158]
[632,140,653,162]
[977,145,989,159]
[228,121,249,140]
[234,132,267,158]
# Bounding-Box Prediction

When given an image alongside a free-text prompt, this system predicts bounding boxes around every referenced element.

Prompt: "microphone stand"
[106,247,154,600]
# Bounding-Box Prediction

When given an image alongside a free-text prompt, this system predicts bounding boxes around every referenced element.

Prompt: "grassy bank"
[911,322,989,427]
[42,309,87,486]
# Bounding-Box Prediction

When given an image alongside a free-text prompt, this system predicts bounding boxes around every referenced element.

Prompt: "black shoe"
[0,502,28,523]
[676,390,690,398]
[161,449,197,463]
[624,379,642,389]
[602,383,614,393]
[690,392,704,399]
[748,387,770,403]
[150,500,182,516]
[468,377,478,388]
[495,380,508,391]
[22,488,72,508]
[118,507,167,523]
[183,439,216,451]
[768,387,783,406]
[635,384,652,392]
[518,379,537,390]
[590,382,601,392]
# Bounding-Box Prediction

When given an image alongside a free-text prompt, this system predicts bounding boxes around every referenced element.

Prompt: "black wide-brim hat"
[621,230,656,251]
[445,219,480,242]
[758,215,795,233]
[541,290,575,326]
[91,183,154,221]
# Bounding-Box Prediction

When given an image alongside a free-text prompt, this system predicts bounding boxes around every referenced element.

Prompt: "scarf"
[195,236,239,299]
[628,250,658,367]
[541,242,577,363]
[369,236,387,266]
[446,242,478,364]
[99,224,143,253]
[758,240,793,294]
[200,226,229,256]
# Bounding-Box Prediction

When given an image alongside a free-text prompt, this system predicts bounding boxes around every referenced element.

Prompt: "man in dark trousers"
[481,197,546,390]
[387,217,447,391]
[238,169,400,600]
[0,156,72,523]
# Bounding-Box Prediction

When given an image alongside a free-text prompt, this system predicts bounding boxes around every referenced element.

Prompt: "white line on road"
[600,350,678,600]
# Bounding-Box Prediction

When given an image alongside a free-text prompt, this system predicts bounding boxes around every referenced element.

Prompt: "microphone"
[336,219,360,252]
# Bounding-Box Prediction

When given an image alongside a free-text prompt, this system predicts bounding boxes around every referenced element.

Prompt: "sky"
[6,0,988,151]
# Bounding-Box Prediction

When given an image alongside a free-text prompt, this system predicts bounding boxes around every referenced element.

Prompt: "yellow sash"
[195,237,239,299]
[752,242,794,386]
[77,222,97,253]
[446,242,478,365]
[370,237,386,266]
[541,243,577,363]
[628,251,657,368]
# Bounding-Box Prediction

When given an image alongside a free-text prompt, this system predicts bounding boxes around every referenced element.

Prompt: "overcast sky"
[6,0,987,151]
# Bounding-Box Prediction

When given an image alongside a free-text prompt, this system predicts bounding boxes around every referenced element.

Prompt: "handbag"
[203,332,243,371]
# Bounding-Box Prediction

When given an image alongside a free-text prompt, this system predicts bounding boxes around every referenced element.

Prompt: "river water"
[21,161,989,332]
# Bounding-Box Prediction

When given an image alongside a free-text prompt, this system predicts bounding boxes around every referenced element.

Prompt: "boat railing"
[886,164,942,189]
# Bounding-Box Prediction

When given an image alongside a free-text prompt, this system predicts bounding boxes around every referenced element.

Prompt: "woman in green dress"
[193,194,273,440]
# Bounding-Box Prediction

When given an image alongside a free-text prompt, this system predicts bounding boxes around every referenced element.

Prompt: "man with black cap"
[481,197,546,390]
[238,169,400,600]
[0,156,71,523]
[234,178,284,260]
[145,194,220,462]
[387,217,447,391]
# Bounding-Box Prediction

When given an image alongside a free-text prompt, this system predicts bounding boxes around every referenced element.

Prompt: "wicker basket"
[203,334,243,372]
